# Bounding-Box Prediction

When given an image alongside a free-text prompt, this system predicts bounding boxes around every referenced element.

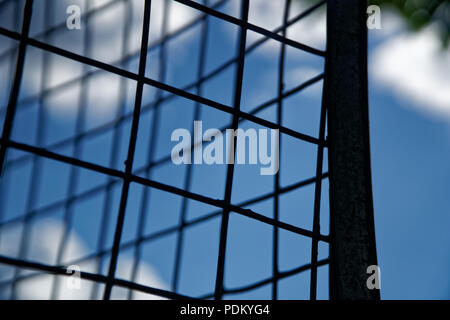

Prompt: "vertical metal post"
[325,0,380,300]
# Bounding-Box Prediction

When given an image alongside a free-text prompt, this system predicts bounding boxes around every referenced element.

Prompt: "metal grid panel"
[0,0,335,300]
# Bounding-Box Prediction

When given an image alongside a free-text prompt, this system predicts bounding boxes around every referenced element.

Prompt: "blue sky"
[0,0,448,300]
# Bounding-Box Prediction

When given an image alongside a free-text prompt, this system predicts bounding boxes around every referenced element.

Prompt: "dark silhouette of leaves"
[370,0,449,47]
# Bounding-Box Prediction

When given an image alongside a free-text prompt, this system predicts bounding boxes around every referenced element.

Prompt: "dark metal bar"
[0,172,329,285]
[128,0,170,300]
[309,85,327,300]
[225,259,330,296]
[90,0,133,300]
[199,258,330,299]
[0,0,33,174]
[2,138,329,242]
[0,105,326,228]
[0,25,322,146]
[5,72,323,174]
[325,0,380,300]
[0,0,230,72]
[173,0,325,56]
[0,0,322,122]
[9,0,50,300]
[0,0,21,227]
[0,254,193,300]
[214,0,249,300]
[172,0,210,294]
[102,0,153,300]
[272,0,292,300]
[0,173,329,292]
[0,252,328,300]
[50,0,95,299]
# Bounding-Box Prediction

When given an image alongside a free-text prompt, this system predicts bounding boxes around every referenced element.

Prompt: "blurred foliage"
[369,0,450,47]
[298,0,450,47]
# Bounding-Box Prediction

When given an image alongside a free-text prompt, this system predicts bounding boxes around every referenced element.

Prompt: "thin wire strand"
[128,0,170,300]
[272,0,292,300]
[3,0,36,299]
[214,0,249,300]
[50,0,94,299]
[0,0,22,228]
[0,171,329,294]
[102,0,153,300]
[173,0,325,56]
[1,137,330,242]
[172,0,210,294]
[90,0,133,300]
[309,52,328,301]
[0,0,34,174]
[0,72,324,237]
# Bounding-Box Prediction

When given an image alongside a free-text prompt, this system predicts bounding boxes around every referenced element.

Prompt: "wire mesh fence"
[0,0,341,300]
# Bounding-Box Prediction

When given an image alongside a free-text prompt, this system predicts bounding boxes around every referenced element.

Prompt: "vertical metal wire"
[127,0,171,300]
[214,0,249,300]
[272,0,292,300]
[326,0,379,300]
[309,80,327,300]
[90,0,133,300]
[309,3,329,299]
[0,0,34,174]
[0,0,23,239]
[7,0,42,299]
[103,0,153,300]
[172,0,210,294]
[50,0,94,299]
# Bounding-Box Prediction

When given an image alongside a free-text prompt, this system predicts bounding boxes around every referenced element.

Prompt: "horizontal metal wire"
[0,138,330,242]
[174,0,326,56]
[0,253,329,300]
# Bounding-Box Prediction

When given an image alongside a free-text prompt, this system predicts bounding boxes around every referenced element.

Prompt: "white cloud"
[11,0,197,118]
[235,0,326,52]
[371,22,450,119]
[243,2,450,121]
[370,8,407,39]
[0,218,167,300]
[8,0,326,118]
[12,1,449,125]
